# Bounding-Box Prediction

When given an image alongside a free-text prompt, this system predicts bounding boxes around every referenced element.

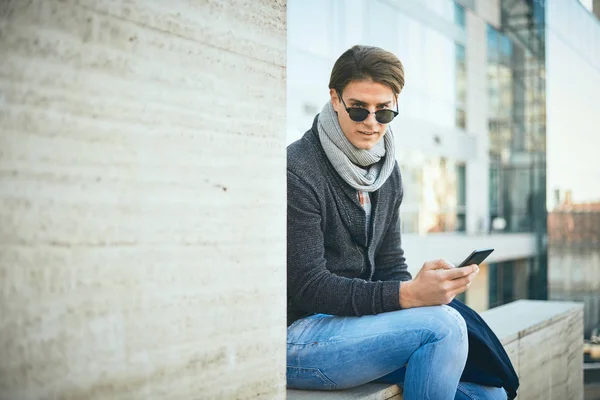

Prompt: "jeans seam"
[286,366,337,389]
[286,315,319,344]
[456,383,478,400]
[287,328,439,346]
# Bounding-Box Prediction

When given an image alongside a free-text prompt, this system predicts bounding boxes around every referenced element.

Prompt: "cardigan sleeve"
[287,170,403,317]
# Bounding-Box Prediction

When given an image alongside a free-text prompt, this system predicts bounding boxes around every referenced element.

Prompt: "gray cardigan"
[287,116,412,326]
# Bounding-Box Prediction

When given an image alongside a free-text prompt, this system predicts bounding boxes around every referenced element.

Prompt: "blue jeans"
[287,305,507,400]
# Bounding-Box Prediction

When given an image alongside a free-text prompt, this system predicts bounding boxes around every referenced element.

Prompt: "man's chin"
[353,137,378,151]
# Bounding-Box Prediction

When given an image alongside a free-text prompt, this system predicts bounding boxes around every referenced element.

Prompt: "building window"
[456,164,467,232]
[487,23,544,234]
[399,153,466,234]
[454,2,466,28]
[488,260,515,308]
[489,258,532,308]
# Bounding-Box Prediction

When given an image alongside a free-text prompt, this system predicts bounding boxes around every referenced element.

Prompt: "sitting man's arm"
[288,171,403,316]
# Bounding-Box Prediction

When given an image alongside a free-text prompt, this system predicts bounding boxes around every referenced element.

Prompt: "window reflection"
[456,43,467,129]
[454,3,466,28]
[487,24,546,234]
[399,152,461,234]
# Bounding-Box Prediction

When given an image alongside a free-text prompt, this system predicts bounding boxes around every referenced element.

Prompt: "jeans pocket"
[287,314,327,344]
[286,366,337,390]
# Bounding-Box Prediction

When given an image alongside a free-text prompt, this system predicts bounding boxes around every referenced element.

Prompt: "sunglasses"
[337,90,399,124]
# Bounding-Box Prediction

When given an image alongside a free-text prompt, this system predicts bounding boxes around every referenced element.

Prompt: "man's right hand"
[399,259,479,308]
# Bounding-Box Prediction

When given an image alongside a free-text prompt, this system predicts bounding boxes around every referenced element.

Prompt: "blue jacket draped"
[448,299,519,400]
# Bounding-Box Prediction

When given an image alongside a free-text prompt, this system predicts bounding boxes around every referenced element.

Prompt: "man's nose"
[363,111,378,128]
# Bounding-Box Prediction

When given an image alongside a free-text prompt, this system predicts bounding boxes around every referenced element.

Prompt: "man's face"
[330,80,396,151]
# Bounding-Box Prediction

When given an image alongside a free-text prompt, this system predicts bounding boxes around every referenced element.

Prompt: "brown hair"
[329,45,405,96]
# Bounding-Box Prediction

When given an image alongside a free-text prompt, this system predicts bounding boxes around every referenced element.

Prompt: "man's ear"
[329,88,339,108]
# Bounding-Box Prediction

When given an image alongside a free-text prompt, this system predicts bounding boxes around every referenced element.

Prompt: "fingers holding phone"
[448,248,494,297]
[439,263,478,281]
[400,260,479,308]
[400,250,492,308]
[448,264,479,296]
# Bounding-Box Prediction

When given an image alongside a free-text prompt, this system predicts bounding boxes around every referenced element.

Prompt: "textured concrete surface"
[518,305,584,400]
[484,300,584,400]
[0,1,286,399]
[481,299,583,345]
[287,383,402,400]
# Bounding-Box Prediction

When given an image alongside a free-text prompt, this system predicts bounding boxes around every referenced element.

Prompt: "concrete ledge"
[480,299,584,346]
[287,383,401,400]
[487,300,584,400]
[287,300,584,400]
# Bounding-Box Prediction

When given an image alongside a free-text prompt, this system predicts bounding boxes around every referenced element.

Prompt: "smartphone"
[457,248,494,268]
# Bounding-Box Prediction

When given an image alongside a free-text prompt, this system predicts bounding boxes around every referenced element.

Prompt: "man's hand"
[399,259,479,308]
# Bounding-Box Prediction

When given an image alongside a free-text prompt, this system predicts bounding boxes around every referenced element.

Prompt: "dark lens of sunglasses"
[348,108,396,124]
[348,109,369,122]
[375,110,395,124]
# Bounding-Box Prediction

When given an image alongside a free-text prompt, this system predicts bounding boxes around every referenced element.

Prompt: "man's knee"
[422,305,468,343]
[399,305,468,364]
[425,306,469,364]
[440,305,467,339]
[377,305,468,344]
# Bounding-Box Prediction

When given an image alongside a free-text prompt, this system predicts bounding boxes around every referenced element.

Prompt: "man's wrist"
[400,280,418,309]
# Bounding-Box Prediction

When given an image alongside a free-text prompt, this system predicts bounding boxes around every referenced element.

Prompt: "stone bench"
[287,300,584,400]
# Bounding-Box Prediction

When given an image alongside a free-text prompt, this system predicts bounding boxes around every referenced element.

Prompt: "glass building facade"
[486,0,549,302]
[488,3,547,236]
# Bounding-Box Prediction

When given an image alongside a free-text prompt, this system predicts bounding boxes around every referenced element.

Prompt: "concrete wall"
[482,300,584,400]
[0,1,287,399]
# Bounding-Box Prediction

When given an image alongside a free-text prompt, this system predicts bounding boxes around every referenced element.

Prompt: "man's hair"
[329,45,405,96]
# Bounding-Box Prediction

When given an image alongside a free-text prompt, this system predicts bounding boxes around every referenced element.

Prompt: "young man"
[287,45,508,400]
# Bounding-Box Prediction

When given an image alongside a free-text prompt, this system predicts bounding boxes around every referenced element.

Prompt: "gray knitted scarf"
[317,101,395,192]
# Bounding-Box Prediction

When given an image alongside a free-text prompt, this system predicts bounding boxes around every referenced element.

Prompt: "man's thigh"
[286,305,465,390]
